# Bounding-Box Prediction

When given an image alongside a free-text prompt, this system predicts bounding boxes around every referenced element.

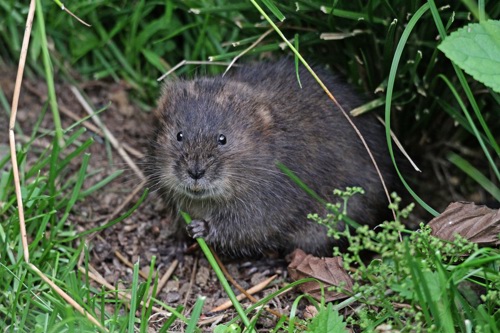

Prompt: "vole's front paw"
[186,219,208,239]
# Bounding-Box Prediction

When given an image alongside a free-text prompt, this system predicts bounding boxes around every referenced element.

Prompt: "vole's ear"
[255,104,274,133]
[154,79,196,120]
[154,82,173,119]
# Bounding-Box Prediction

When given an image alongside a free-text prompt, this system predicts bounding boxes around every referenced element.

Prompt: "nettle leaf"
[438,20,500,93]
[307,303,348,333]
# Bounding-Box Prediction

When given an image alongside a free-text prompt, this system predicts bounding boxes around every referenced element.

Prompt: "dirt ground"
[1,69,295,331]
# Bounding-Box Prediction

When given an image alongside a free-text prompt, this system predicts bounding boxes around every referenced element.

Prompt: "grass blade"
[448,153,500,201]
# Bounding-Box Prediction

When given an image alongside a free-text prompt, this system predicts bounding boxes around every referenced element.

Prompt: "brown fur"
[145,60,400,257]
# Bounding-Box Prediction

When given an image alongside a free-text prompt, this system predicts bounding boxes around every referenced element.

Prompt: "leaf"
[390,276,414,300]
[260,0,285,22]
[391,271,443,302]
[214,324,242,333]
[288,249,353,302]
[186,296,206,333]
[306,303,348,333]
[428,202,500,246]
[438,20,500,93]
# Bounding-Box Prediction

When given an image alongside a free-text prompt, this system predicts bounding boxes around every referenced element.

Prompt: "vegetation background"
[0,0,498,332]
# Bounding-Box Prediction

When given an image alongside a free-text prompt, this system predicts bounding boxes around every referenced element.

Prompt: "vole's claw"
[186,219,208,239]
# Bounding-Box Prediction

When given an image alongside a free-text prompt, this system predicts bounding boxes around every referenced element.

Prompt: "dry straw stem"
[8,0,35,264]
[58,98,144,159]
[75,179,147,267]
[77,180,146,269]
[376,115,421,172]
[53,0,90,26]
[22,81,143,159]
[211,252,284,318]
[157,60,234,81]
[79,265,170,316]
[197,313,226,326]
[60,4,91,27]
[115,250,150,280]
[113,250,179,290]
[70,85,145,180]
[155,259,179,297]
[30,263,105,329]
[107,180,147,221]
[8,2,105,330]
[182,256,199,311]
[221,28,274,76]
[213,250,259,303]
[209,274,278,313]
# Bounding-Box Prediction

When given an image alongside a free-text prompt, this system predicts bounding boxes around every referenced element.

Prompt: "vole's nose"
[187,166,206,180]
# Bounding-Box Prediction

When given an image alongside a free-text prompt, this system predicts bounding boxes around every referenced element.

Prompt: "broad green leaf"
[438,20,500,93]
[307,303,348,332]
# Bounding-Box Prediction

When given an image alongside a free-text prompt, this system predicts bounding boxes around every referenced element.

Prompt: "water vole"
[145,60,399,257]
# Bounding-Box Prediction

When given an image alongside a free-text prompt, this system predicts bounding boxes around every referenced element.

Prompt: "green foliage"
[1,132,94,330]
[306,303,348,333]
[181,212,254,332]
[1,0,499,331]
[0,109,152,331]
[214,323,243,333]
[310,190,500,332]
[438,20,500,93]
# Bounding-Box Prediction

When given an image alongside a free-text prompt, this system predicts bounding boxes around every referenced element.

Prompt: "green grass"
[1,0,499,331]
[310,191,500,332]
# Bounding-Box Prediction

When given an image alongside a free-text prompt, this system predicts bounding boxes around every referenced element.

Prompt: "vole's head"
[147,77,274,202]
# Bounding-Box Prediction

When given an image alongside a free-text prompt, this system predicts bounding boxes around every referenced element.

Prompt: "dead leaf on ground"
[288,249,353,302]
[429,201,500,246]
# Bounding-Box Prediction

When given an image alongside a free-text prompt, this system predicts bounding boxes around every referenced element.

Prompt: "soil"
[0,69,294,331]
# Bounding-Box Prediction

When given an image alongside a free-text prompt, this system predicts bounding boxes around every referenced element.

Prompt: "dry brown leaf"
[288,249,353,302]
[429,201,500,246]
[303,305,319,319]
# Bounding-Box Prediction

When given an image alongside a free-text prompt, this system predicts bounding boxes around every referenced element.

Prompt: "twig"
[155,259,179,297]
[183,256,198,311]
[198,314,226,326]
[209,275,278,313]
[81,180,146,249]
[108,180,147,221]
[114,250,150,280]
[213,250,258,302]
[211,251,283,317]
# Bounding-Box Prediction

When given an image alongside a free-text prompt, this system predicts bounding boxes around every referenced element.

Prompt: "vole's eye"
[218,134,227,145]
[176,131,183,142]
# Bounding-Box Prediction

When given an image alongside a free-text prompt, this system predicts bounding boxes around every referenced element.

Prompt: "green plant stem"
[128,261,140,333]
[35,0,64,144]
[180,212,254,332]
[448,153,500,201]
[384,2,439,216]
